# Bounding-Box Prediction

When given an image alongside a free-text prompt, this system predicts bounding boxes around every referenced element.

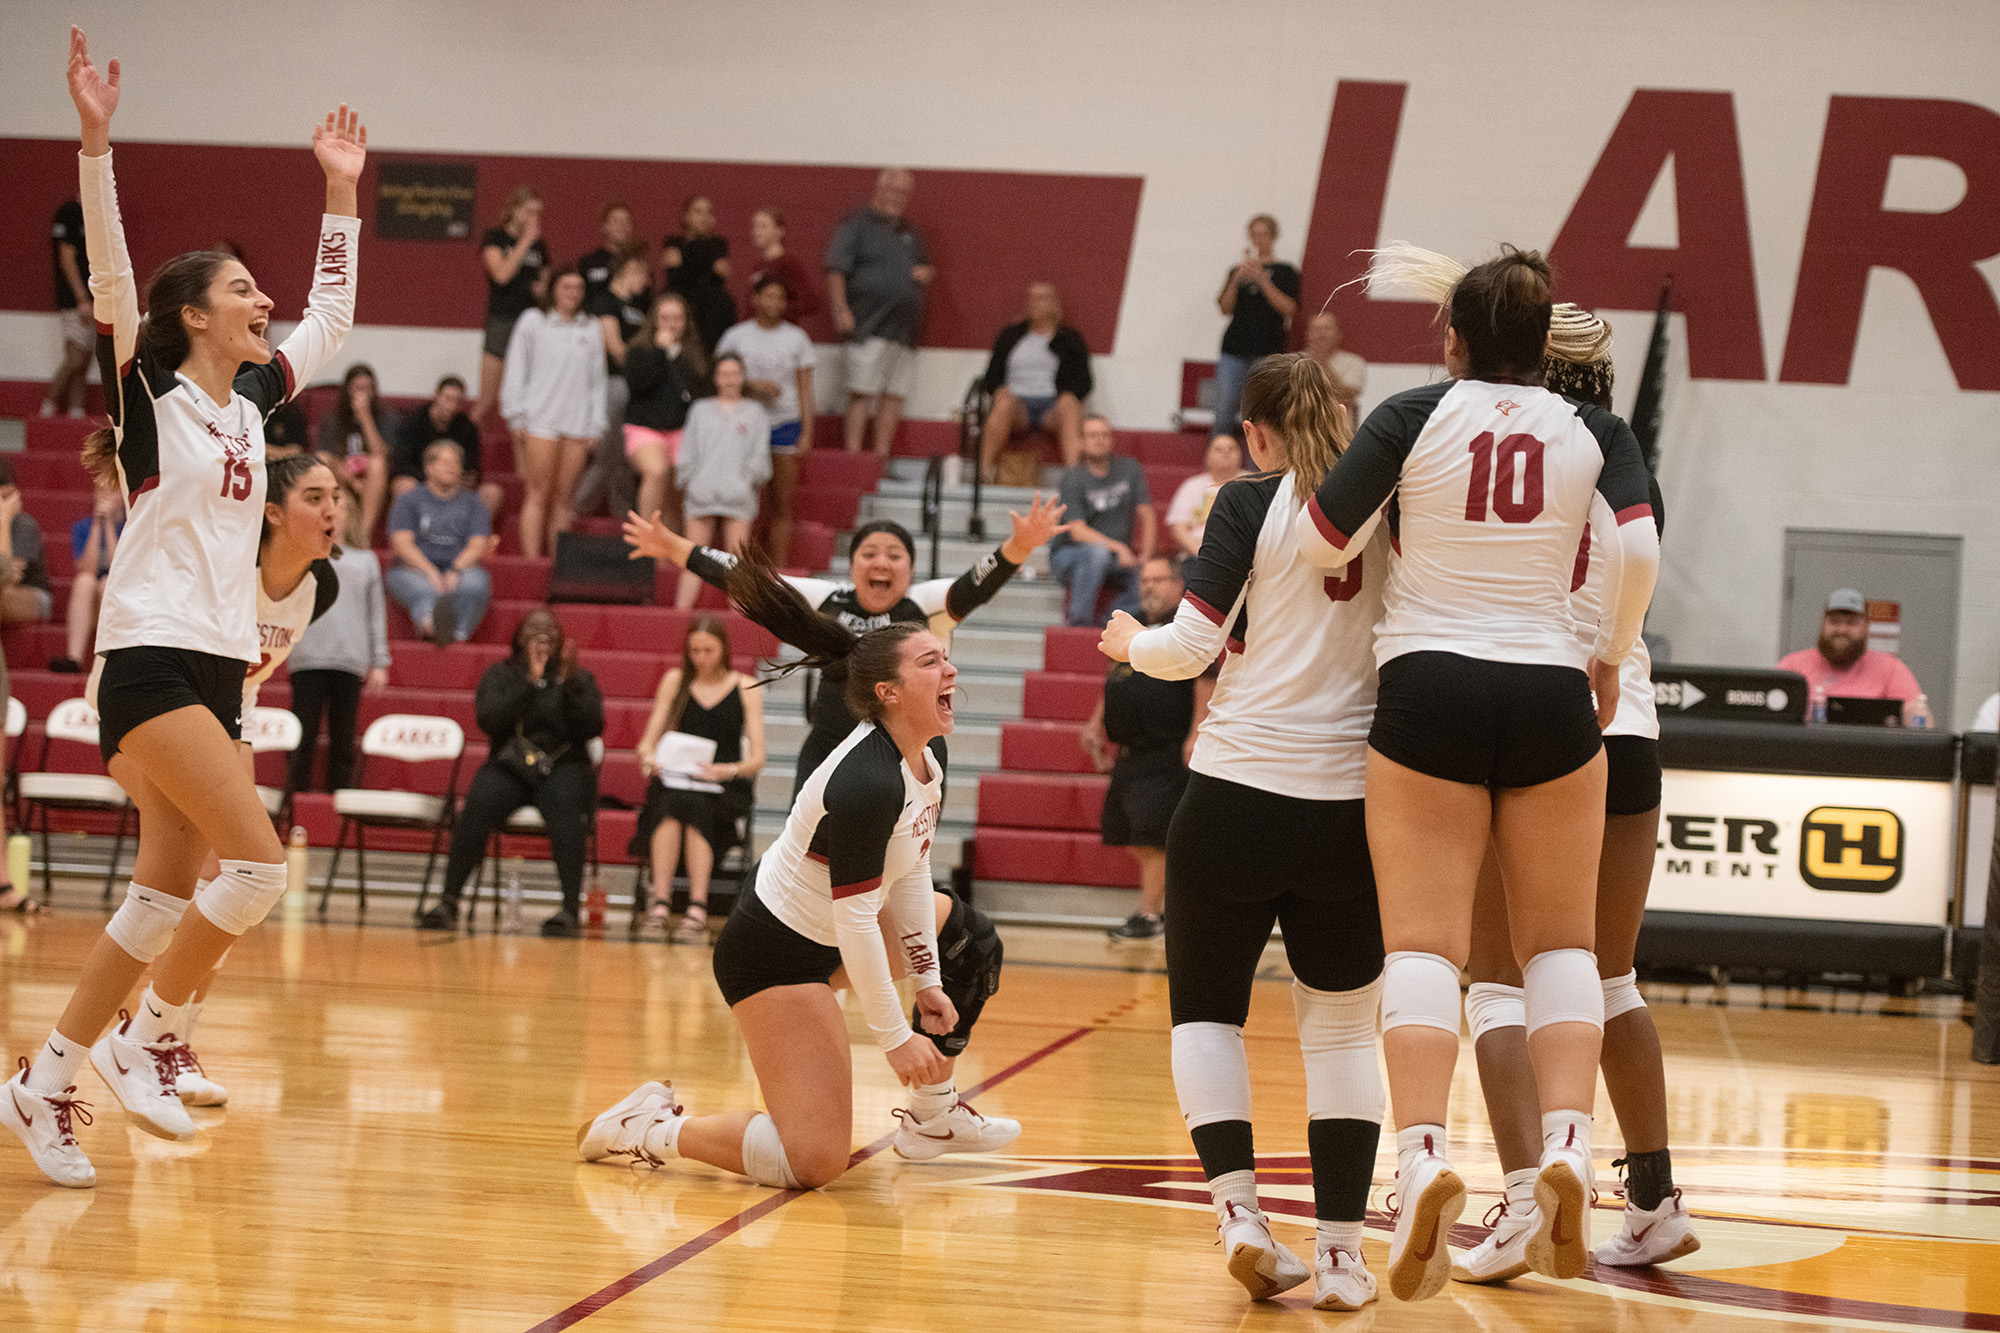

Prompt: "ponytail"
[1449,244,1553,380]
[1237,352,1352,500]
[139,251,235,372]
[723,545,929,722]
[80,427,119,489]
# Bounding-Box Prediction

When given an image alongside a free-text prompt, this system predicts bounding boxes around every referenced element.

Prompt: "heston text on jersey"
[1658,813,1782,880]
[1301,82,2000,389]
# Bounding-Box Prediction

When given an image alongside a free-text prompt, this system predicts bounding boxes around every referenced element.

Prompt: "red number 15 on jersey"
[1464,432,1545,524]
[219,457,254,501]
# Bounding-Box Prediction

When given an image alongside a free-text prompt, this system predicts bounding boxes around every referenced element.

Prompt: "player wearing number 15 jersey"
[1297,247,1659,1302]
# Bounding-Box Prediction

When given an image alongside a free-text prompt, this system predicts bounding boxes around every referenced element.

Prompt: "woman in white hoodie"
[500,267,605,557]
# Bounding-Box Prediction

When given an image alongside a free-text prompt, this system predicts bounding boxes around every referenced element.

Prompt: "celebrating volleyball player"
[1099,354,1387,1311]
[579,554,1014,1188]
[2,29,362,1187]
[1297,246,1659,1299]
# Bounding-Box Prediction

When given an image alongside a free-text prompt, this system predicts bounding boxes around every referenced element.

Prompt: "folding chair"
[471,738,604,930]
[322,713,465,918]
[5,697,25,807]
[242,705,304,829]
[626,802,756,935]
[16,697,133,904]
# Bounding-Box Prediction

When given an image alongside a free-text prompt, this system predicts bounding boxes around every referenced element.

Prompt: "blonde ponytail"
[1237,352,1352,501]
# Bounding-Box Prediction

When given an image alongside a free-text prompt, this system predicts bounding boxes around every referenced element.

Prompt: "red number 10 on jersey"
[1464,432,1546,523]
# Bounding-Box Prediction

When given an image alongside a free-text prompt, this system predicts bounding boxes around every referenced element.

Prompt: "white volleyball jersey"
[80,149,356,664]
[1572,476,1665,739]
[244,560,338,711]
[1129,472,1384,801]
[1301,379,1658,673]
[753,722,943,1050]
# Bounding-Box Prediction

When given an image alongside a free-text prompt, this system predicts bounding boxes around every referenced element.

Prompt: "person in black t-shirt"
[474,186,549,433]
[575,250,654,521]
[1082,555,1209,941]
[393,375,502,517]
[663,194,735,354]
[1213,213,1300,437]
[578,201,636,306]
[41,198,94,419]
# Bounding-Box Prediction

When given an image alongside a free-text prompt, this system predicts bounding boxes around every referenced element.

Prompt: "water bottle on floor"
[502,857,525,934]
[585,872,606,928]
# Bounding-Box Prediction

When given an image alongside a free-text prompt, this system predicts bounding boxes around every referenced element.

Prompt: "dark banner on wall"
[376,161,478,240]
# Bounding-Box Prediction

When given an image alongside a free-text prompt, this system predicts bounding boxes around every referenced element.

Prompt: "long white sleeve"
[1589,492,1661,665]
[1128,587,1244,681]
[881,861,943,993]
[77,150,138,373]
[499,312,538,425]
[833,892,916,1051]
[271,214,360,397]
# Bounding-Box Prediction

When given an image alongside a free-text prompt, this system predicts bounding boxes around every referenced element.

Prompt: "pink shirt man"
[1778,586,1921,703]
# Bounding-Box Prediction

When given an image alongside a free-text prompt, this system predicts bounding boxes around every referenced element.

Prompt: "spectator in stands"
[386,441,496,645]
[1213,213,1299,436]
[631,615,764,942]
[263,399,311,459]
[1048,415,1154,627]
[663,195,735,354]
[718,276,815,566]
[40,196,91,419]
[1304,310,1366,413]
[577,250,653,523]
[317,362,393,546]
[392,375,503,517]
[49,473,122,672]
[1165,432,1244,580]
[1082,555,1209,940]
[1778,587,1928,724]
[502,267,607,558]
[673,354,771,609]
[977,281,1093,481]
[827,168,933,457]
[0,461,52,626]
[418,609,605,939]
[578,201,636,306]
[748,207,821,321]
[475,186,550,433]
[285,494,390,792]
[623,292,708,533]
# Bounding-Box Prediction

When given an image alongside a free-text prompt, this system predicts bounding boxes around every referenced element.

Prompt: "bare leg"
[550,437,593,542]
[1596,807,1668,1153]
[1467,843,1539,1174]
[63,570,98,663]
[648,818,683,911]
[630,443,670,534]
[516,433,558,559]
[768,453,800,567]
[843,394,872,453]
[358,454,389,547]
[683,828,714,909]
[1,588,51,624]
[719,518,752,556]
[676,517,717,610]
[47,341,92,413]
[477,480,506,520]
[1052,393,1085,468]
[870,393,904,458]
[1131,846,1165,919]
[473,353,504,433]
[980,389,1022,481]
[676,983,854,1188]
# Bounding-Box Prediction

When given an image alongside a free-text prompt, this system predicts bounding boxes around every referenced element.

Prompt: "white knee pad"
[1170,1021,1251,1130]
[1380,951,1463,1036]
[104,883,191,964]
[1292,978,1383,1124]
[740,1113,802,1190]
[195,860,287,936]
[1464,982,1526,1042]
[1601,969,1645,1022]
[1522,947,1605,1034]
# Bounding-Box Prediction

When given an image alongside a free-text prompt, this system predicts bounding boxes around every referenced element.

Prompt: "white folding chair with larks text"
[321,713,465,918]
[16,697,133,905]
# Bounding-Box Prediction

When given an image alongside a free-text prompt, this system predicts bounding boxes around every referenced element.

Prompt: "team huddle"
[15,26,1692,1319]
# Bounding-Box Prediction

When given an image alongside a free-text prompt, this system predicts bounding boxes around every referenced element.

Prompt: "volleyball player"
[578,554,1004,1188]
[1455,315,1697,1281]
[1,30,362,1187]
[1297,247,1659,1298]
[1099,354,1387,1311]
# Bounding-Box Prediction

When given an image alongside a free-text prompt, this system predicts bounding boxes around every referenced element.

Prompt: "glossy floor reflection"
[2,904,1996,1331]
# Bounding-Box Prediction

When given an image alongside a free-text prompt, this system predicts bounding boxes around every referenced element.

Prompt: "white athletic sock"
[126,984,188,1044]
[1317,1219,1364,1256]
[1503,1166,1539,1214]
[25,1031,89,1093]
[909,1079,956,1121]
[1208,1168,1260,1221]
[182,998,207,1041]
[1542,1109,1593,1159]
[639,1111,685,1160]
[1396,1123,1447,1180]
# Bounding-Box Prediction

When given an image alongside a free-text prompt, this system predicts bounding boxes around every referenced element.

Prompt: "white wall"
[4,0,1997,722]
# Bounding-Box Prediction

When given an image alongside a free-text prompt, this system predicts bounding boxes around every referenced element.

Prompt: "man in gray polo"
[826,168,933,456]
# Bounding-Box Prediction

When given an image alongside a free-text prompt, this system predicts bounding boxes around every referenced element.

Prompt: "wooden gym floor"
[2,899,1997,1332]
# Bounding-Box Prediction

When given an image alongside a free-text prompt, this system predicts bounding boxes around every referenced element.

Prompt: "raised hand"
[67,27,120,148]
[1098,609,1144,663]
[622,509,694,566]
[1000,490,1067,563]
[311,104,368,184]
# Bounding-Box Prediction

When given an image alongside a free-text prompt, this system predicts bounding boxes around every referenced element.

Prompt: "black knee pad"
[915,891,1003,1056]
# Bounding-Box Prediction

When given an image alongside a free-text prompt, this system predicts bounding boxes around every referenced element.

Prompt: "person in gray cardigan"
[286,540,392,792]
[670,353,771,608]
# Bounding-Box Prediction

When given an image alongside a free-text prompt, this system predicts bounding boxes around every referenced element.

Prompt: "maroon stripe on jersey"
[831,875,883,900]
[1186,593,1226,626]
[95,321,112,336]
[1615,503,1653,526]
[132,475,160,498]
[276,351,297,403]
[1571,528,1591,592]
[1306,495,1350,549]
[805,851,828,866]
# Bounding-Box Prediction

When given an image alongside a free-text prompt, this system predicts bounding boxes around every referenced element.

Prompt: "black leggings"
[287,669,364,793]
[440,760,596,911]
[1165,772,1385,1027]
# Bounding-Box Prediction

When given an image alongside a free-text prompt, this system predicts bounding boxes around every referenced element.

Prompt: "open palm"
[1006,491,1068,555]
[311,104,368,183]
[66,27,120,130]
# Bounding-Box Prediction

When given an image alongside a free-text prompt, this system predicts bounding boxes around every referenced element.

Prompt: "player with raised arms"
[1100,353,1389,1311]
[2,28,363,1188]
[1297,246,1659,1299]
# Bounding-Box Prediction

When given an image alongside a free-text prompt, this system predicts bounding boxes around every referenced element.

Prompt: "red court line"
[527,1023,1096,1331]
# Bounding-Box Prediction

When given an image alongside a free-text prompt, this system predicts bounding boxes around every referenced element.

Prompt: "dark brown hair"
[139,251,237,371]
[510,607,567,671]
[261,454,337,551]
[664,614,735,734]
[541,265,586,315]
[722,547,929,722]
[1238,352,1350,501]
[81,427,118,488]
[326,362,379,439]
[1450,245,1553,380]
[635,293,709,380]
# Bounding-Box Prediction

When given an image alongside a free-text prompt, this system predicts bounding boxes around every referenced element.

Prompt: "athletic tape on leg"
[740,1113,802,1190]
[1380,951,1463,1035]
[104,883,191,964]
[1601,969,1645,1022]
[1523,947,1605,1034]
[1171,1021,1252,1129]
[1293,978,1384,1123]
[195,860,287,936]
[1464,982,1526,1042]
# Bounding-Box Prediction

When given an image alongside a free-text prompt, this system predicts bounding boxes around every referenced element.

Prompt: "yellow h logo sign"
[1799,807,1903,892]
